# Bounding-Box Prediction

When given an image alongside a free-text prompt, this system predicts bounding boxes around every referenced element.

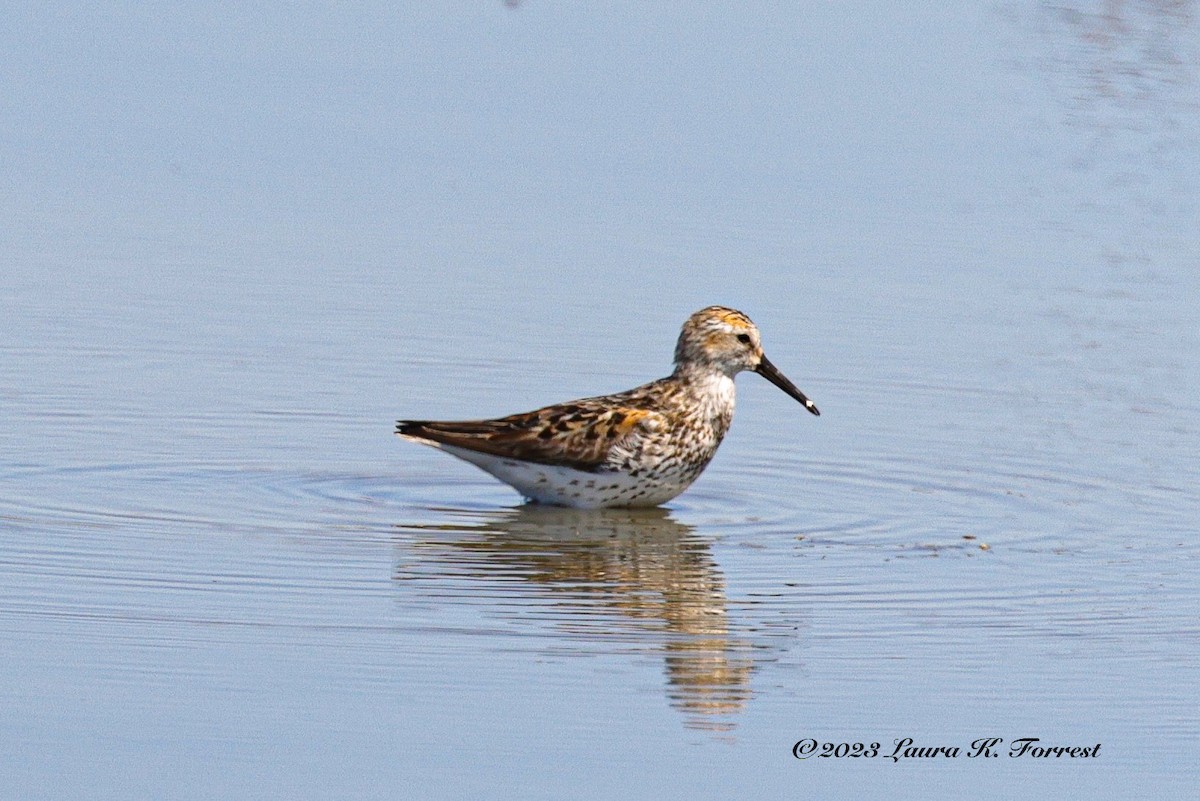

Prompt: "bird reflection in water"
[394,505,775,731]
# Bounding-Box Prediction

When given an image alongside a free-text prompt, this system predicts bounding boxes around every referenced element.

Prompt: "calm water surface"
[2,3,1198,798]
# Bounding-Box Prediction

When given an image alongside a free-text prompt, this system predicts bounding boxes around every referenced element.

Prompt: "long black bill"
[755,354,820,416]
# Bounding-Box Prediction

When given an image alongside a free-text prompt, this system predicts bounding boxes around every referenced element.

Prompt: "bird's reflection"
[394,505,764,731]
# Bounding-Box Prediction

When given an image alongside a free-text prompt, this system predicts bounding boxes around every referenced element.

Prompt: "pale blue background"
[2,3,1198,799]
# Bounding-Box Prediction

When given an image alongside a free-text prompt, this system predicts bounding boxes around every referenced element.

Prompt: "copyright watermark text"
[791,737,1101,762]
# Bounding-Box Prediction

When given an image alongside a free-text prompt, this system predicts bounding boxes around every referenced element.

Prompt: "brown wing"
[396,402,667,472]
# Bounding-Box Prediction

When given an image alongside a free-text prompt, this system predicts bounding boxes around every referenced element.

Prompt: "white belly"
[440,444,692,508]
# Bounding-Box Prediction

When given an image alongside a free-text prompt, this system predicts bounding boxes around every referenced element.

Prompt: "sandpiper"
[396,306,819,508]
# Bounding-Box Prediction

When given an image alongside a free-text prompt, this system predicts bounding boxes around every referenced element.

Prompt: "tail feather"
[395,419,424,437]
[396,419,504,438]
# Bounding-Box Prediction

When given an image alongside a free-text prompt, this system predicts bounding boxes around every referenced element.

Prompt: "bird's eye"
[736,333,752,344]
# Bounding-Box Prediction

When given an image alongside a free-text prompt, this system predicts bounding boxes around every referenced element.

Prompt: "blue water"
[2,2,1198,798]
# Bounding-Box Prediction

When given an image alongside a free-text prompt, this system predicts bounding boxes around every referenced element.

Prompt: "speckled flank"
[396,306,819,508]
[438,445,684,508]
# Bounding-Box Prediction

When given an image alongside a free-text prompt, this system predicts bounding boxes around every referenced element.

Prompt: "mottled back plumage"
[396,306,819,508]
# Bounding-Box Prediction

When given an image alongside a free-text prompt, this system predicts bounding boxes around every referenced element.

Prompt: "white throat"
[689,370,737,418]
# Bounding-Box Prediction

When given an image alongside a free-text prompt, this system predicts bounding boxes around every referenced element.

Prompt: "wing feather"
[396,403,667,472]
